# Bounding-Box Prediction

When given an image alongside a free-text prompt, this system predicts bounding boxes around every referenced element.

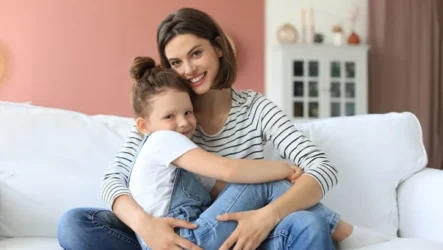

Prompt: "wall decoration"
[0,44,6,84]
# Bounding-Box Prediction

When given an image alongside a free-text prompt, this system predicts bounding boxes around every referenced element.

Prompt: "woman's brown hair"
[130,56,193,118]
[157,8,237,90]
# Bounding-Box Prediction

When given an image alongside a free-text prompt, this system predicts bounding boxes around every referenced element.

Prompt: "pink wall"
[0,0,264,117]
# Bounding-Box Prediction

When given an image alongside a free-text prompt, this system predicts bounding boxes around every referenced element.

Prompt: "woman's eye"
[192,50,202,58]
[185,110,193,115]
[164,115,174,119]
[170,61,181,67]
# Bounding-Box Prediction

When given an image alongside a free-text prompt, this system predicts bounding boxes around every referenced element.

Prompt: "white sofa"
[0,101,442,250]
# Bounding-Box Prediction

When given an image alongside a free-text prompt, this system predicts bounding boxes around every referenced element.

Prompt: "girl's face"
[138,89,197,138]
[164,34,222,95]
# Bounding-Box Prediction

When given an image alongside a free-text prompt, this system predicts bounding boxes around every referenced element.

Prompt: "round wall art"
[0,45,6,84]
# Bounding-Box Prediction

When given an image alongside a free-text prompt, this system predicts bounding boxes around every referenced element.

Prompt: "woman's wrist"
[279,161,293,175]
[113,195,154,234]
[132,210,154,233]
[264,203,282,226]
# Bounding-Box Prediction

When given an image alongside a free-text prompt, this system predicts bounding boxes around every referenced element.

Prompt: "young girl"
[128,56,316,249]
[59,7,393,250]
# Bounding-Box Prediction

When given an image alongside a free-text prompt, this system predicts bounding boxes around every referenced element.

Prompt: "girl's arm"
[173,148,295,183]
[103,126,202,250]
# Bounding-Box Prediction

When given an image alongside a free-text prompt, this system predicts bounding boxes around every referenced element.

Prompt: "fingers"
[232,238,246,250]
[169,218,198,229]
[243,240,257,250]
[219,231,239,250]
[174,234,203,250]
[217,212,241,222]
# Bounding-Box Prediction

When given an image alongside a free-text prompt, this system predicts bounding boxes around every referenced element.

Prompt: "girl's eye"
[185,110,193,115]
[164,115,174,119]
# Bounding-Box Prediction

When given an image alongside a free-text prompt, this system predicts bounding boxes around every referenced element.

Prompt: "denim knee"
[277,211,331,242]
[303,212,329,233]
[262,211,334,250]
[290,211,331,241]
[58,208,91,248]
[58,208,140,250]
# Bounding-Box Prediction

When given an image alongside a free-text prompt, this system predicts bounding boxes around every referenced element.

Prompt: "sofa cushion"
[0,238,61,250]
[0,102,133,237]
[356,238,443,250]
[266,112,427,236]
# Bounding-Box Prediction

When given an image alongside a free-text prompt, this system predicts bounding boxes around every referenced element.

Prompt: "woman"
[58,7,391,250]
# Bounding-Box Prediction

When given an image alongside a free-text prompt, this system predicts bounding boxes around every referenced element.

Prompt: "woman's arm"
[217,94,337,250]
[262,95,338,192]
[101,125,143,209]
[173,147,295,183]
[259,94,338,209]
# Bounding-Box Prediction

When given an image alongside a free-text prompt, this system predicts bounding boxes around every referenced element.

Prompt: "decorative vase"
[331,25,344,46]
[347,31,361,45]
[277,24,298,44]
[314,33,324,44]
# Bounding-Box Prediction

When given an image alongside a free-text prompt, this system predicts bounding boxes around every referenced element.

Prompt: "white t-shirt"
[129,130,198,217]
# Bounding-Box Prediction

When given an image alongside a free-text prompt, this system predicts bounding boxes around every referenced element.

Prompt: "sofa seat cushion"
[357,238,443,250]
[0,238,61,250]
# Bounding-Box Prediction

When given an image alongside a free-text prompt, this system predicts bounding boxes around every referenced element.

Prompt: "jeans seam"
[316,203,341,234]
[90,210,140,247]
[195,184,250,241]
[265,230,292,249]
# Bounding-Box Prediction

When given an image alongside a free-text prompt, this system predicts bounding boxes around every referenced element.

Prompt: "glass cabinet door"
[329,61,356,117]
[291,60,320,119]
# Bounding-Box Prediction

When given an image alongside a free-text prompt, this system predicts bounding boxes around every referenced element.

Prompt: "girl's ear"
[135,117,150,135]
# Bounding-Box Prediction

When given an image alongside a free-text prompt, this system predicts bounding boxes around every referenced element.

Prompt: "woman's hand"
[286,164,303,184]
[217,203,281,250]
[138,216,203,250]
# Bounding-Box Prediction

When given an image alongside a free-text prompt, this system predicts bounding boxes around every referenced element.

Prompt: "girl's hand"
[217,204,281,250]
[139,216,203,250]
[286,164,303,184]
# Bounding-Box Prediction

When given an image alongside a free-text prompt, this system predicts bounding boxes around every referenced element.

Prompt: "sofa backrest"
[0,102,133,237]
[264,112,427,236]
[0,102,427,238]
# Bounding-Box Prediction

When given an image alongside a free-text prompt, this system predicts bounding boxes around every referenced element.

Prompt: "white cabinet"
[267,44,369,121]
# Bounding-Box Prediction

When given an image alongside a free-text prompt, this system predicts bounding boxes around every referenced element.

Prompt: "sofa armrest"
[398,168,443,243]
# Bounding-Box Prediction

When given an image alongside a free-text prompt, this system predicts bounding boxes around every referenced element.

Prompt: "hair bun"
[130,57,156,81]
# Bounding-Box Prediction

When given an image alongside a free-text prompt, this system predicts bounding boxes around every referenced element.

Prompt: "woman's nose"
[183,61,197,76]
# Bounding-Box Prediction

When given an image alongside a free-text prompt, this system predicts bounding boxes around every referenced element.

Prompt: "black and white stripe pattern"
[101,89,338,208]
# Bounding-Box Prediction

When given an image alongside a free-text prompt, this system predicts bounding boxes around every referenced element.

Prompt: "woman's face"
[164,34,222,95]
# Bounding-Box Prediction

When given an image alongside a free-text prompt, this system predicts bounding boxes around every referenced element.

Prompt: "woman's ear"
[214,37,224,58]
[135,117,150,135]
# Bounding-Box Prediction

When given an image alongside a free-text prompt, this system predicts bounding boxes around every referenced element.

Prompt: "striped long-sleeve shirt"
[101,89,338,208]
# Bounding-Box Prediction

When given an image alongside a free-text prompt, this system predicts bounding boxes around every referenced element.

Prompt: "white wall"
[265,0,368,94]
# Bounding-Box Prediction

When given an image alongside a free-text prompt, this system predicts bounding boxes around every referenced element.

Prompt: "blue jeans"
[58,170,338,250]
[136,169,337,249]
